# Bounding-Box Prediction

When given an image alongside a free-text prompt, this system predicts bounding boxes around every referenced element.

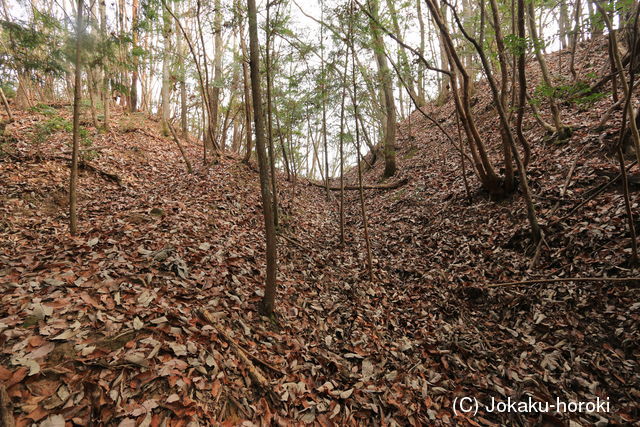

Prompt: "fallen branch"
[551,159,638,225]
[49,155,123,186]
[78,161,123,186]
[168,123,193,174]
[486,276,640,288]
[62,145,113,154]
[0,87,13,122]
[307,177,408,191]
[198,310,273,392]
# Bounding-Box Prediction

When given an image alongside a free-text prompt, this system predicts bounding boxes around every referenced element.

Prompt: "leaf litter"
[0,36,639,426]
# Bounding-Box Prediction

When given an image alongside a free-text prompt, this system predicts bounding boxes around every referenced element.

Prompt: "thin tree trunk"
[87,72,99,128]
[488,0,516,185]
[455,109,471,199]
[208,0,223,156]
[70,0,83,235]
[385,0,422,105]
[569,0,581,80]
[179,82,188,135]
[339,46,349,246]
[265,1,280,226]
[240,25,253,163]
[320,0,330,198]
[99,0,109,129]
[130,0,139,112]
[526,0,566,135]
[274,107,292,180]
[597,3,640,166]
[161,4,172,136]
[517,0,542,242]
[248,0,278,315]
[416,0,427,103]
[352,1,373,281]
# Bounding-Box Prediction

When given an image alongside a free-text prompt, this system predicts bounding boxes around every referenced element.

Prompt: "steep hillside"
[0,35,638,426]
[333,35,640,424]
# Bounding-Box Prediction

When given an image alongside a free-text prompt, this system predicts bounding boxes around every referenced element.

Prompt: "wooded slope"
[0,35,638,425]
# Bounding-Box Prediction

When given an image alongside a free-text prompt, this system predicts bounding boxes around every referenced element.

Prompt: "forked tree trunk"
[596,4,640,166]
[425,0,502,194]
[448,0,541,240]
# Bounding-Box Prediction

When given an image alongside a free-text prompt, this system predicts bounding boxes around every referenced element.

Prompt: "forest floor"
[1,36,640,426]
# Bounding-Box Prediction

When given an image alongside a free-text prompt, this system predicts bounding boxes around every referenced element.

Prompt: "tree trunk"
[526,0,566,135]
[247,0,278,316]
[130,0,139,112]
[425,0,502,194]
[99,0,109,129]
[416,0,427,104]
[161,4,172,136]
[70,0,83,235]
[207,0,224,153]
[368,0,396,178]
[240,25,253,163]
[265,2,280,226]
[569,0,581,79]
[385,0,422,106]
[352,3,373,280]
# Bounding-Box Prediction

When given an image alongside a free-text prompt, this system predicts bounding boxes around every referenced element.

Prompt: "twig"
[550,147,584,215]
[594,98,624,129]
[551,159,638,225]
[486,277,640,288]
